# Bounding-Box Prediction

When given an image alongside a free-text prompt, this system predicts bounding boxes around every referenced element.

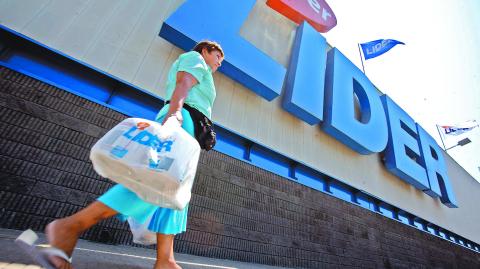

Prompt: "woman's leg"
[151,107,193,269]
[153,233,181,269]
[45,201,118,268]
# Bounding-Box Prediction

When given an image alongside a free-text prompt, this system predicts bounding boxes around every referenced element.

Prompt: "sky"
[322,0,480,182]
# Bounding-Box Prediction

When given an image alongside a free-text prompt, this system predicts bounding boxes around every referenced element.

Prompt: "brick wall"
[1,67,479,268]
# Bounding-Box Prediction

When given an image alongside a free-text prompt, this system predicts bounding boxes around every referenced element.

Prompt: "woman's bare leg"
[45,201,118,268]
[154,233,181,269]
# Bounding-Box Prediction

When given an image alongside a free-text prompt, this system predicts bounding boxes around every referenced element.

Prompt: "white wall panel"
[151,45,182,97]
[255,96,275,145]
[23,0,90,46]
[131,0,182,92]
[54,1,122,61]
[132,37,174,95]
[243,89,263,140]
[81,0,146,71]
[229,84,252,138]
[109,0,161,81]
[0,0,51,31]
[210,73,234,125]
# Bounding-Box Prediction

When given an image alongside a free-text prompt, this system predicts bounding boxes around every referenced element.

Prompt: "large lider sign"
[159,0,457,208]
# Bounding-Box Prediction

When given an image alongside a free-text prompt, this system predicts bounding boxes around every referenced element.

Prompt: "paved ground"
[0,229,290,269]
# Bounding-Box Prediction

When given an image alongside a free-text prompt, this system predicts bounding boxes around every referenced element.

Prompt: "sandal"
[15,229,73,269]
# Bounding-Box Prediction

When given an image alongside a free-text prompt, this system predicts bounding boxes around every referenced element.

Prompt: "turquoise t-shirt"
[162,51,216,119]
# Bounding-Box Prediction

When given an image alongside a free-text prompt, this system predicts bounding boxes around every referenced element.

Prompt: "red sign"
[266,0,337,33]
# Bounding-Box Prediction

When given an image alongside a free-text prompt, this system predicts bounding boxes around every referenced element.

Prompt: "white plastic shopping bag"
[90,117,200,210]
[127,215,157,245]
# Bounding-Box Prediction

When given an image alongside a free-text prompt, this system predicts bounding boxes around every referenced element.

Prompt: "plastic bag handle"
[163,116,181,128]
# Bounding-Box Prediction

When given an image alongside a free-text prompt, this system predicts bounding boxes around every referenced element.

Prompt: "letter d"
[322,48,388,154]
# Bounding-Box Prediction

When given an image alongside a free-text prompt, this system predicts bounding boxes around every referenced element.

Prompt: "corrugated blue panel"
[438,230,448,239]
[413,220,426,230]
[1,51,112,102]
[426,226,437,235]
[329,182,353,202]
[250,145,290,178]
[355,193,373,210]
[397,211,410,224]
[214,127,247,160]
[295,165,326,192]
[378,204,395,219]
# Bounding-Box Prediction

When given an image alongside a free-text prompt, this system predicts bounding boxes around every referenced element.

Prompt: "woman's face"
[202,48,223,73]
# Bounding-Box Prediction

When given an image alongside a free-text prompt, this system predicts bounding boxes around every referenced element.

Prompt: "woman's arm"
[162,71,198,125]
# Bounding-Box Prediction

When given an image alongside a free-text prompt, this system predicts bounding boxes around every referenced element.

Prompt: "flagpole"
[436,124,447,150]
[357,43,366,74]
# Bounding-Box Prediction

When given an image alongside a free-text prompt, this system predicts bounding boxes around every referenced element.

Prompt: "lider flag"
[440,120,479,136]
[360,39,405,60]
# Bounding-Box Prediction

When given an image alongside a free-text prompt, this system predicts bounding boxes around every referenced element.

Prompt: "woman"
[16,40,224,269]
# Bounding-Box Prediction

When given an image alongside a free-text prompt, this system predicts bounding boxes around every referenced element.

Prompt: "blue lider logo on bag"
[155,140,174,153]
[123,126,174,153]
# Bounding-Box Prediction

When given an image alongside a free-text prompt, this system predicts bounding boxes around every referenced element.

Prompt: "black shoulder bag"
[165,101,216,151]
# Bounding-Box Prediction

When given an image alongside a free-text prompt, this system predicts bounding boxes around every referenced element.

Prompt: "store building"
[0,0,479,267]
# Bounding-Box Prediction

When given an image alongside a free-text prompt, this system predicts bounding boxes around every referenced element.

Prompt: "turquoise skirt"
[97,105,195,235]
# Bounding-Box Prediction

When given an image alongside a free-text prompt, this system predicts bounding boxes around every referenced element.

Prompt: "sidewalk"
[0,229,290,269]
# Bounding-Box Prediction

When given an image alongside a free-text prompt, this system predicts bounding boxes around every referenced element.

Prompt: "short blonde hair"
[193,40,224,58]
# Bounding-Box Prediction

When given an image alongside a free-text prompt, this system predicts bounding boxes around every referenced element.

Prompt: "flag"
[440,120,479,136]
[360,39,405,60]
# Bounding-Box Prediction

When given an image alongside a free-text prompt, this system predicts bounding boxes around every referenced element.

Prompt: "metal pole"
[436,124,447,150]
[445,144,458,151]
[357,43,366,74]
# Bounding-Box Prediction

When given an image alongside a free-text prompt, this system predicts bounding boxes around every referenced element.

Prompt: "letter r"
[417,124,457,208]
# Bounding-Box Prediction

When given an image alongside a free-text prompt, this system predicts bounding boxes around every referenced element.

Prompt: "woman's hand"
[162,110,183,125]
